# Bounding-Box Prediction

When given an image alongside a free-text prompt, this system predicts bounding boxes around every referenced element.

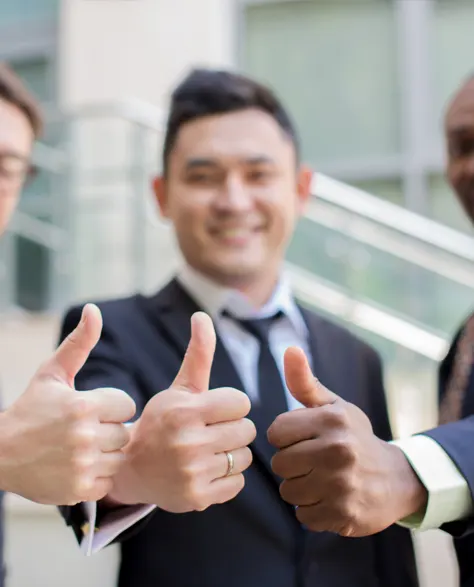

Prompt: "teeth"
[218,229,249,238]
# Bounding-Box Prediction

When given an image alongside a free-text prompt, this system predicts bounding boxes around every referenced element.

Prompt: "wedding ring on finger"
[224,451,234,477]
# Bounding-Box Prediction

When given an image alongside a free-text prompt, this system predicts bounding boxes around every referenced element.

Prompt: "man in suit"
[0,66,136,510]
[58,68,425,587]
[435,73,474,584]
[268,74,474,587]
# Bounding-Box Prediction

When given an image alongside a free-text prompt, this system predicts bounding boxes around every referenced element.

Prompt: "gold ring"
[225,451,234,477]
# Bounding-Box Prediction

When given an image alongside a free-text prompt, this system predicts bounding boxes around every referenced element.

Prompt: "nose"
[213,174,254,213]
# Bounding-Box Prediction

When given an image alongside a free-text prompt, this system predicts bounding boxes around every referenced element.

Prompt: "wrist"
[385,442,428,521]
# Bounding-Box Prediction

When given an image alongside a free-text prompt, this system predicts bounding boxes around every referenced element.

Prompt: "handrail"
[307,198,474,290]
[286,263,448,361]
[312,174,474,262]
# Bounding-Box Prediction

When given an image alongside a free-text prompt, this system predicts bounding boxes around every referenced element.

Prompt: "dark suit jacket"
[431,318,474,585]
[0,490,4,587]
[59,279,418,587]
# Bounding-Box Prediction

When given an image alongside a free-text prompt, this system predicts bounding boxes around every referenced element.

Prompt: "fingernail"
[80,305,89,326]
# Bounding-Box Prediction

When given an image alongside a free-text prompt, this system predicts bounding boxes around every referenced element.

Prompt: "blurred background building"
[1,0,474,585]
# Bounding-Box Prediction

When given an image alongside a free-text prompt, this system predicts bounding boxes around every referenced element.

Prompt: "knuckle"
[329,436,357,466]
[224,388,251,417]
[184,485,208,511]
[171,430,207,462]
[180,461,203,485]
[70,474,94,502]
[232,473,245,494]
[237,448,253,473]
[70,453,96,479]
[238,418,257,445]
[337,496,358,523]
[324,404,350,429]
[86,478,113,502]
[242,447,253,468]
[67,395,95,421]
[331,471,359,503]
[271,452,286,478]
[70,424,97,450]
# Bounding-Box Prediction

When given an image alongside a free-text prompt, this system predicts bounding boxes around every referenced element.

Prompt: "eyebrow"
[447,124,474,137]
[184,155,276,170]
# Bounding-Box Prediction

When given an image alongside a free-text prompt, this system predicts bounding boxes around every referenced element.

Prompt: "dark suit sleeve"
[58,304,152,547]
[364,346,393,442]
[420,323,474,540]
[60,305,146,413]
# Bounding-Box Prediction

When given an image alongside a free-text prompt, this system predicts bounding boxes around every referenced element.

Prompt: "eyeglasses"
[0,153,37,187]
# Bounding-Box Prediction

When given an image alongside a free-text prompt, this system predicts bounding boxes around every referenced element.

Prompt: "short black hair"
[162,68,299,174]
[0,62,43,138]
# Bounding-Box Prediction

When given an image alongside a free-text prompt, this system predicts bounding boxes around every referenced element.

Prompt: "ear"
[152,175,170,219]
[296,165,313,215]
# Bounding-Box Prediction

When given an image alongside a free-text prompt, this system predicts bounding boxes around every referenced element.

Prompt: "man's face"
[446,79,474,224]
[154,108,311,287]
[0,98,34,235]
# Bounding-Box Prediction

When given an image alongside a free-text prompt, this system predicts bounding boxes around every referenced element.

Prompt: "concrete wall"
[58,0,236,110]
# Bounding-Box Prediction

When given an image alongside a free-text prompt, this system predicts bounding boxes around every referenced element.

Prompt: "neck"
[231,273,280,308]
[189,264,281,308]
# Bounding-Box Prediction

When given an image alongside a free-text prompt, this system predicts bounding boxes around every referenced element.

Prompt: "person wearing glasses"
[0,63,137,585]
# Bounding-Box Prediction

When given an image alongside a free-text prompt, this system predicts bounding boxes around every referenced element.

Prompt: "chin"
[209,263,261,286]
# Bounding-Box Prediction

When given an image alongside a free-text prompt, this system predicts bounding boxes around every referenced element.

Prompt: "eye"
[247,169,273,183]
[187,172,218,186]
[450,135,474,159]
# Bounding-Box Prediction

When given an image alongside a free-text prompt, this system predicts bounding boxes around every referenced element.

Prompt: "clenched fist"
[0,304,136,505]
[268,347,427,537]
[108,312,256,512]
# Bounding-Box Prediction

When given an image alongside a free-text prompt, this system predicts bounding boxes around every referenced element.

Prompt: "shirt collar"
[176,264,308,338]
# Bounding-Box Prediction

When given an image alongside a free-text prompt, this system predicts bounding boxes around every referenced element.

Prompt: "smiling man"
[57,68,424,587]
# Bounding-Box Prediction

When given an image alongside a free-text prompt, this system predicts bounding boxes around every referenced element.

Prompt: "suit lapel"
[298,304,358,404]
[146,279,281,486]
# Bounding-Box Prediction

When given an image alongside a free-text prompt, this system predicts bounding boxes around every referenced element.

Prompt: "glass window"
[243,0,400,165]
[431,0,474,144]
[0,0,58,25]
[349,178,404,207]
[428,174,473,233]
[9,58,53,103]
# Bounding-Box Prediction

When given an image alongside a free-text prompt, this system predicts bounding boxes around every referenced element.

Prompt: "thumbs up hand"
[0,304,136,505]
[267,348,427,537]
[107,312,256,512]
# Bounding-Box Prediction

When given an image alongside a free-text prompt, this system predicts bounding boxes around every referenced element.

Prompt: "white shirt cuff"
[80,501,156,555]
[391,434,472,530]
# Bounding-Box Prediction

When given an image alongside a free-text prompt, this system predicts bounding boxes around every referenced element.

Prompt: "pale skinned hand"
[108,312,256,512]
[0,304,136,505]
[267,347,427,537]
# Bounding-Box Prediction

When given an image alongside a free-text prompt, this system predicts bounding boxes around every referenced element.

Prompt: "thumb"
[172,312,216,393]
[43,304,103,386]
[284,346,338,408]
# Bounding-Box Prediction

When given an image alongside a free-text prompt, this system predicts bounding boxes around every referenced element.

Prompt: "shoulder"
[63,294,143,326]
[440,313,474,376]
[60,295,152,347]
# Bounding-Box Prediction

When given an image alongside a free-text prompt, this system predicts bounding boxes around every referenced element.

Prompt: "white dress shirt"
[80,265,472,555]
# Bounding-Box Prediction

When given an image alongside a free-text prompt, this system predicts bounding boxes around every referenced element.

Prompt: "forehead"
[170,108,295,164]
[446,79,474,131]
[0,97,34,156]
